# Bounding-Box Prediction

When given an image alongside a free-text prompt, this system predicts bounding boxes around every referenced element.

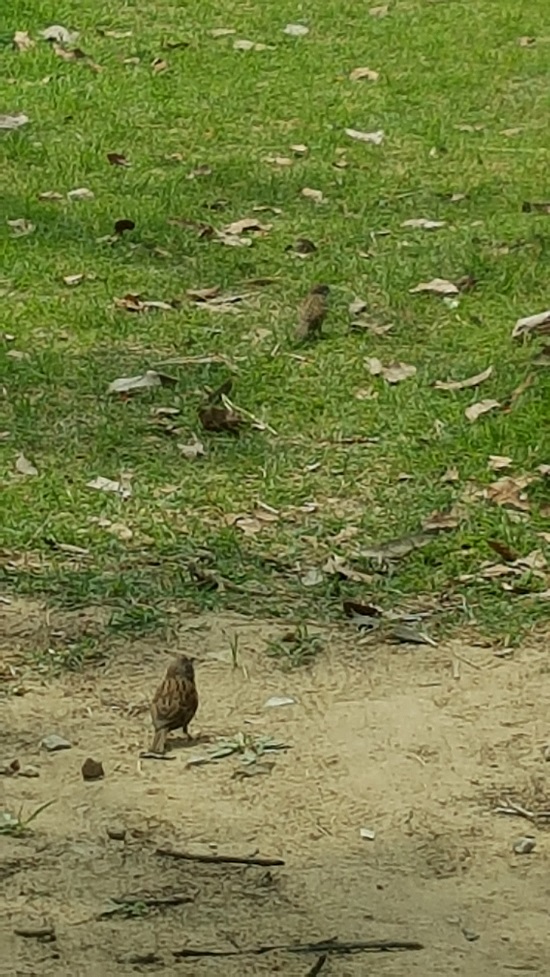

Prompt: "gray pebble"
[41,734,72,752]
[513,835,536,854]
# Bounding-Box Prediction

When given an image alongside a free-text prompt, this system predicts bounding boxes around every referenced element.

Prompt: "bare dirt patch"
[2,600,550,975]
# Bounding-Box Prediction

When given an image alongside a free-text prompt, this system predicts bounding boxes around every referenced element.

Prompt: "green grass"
[1,0,550,648]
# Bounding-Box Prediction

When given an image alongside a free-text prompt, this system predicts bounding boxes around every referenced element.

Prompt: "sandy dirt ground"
[1,598,549,976]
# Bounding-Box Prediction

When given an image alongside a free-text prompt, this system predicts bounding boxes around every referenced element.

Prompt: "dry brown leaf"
[114,294,176,313]
[349,297,368,316]
[322,555,373,584]
[107,370,176,395]
[286,237,317,255]
[187,165,212,179]
[41,25,78,44]
[349,67,379,82]
[0,113,29,131]
[345,128,384,144]
[14,31,35,52]
[465,399,500,422]
[186,286,221,302]
[67,187,94,201]
[290,143,308,155]
[359,532,434,562]
[537,464,550,476]
[512,310,550,340]
[366,357,416,383]
[87,475,132,499]
[515,549,547,571]
[410,278,459,296]
[63,273,85,287]
[208,28,236,38]
[107,152,130,167]
[369,4,389,15]
[522,201,550,214]
[38,190,63,201]
[402,218,446,231]
[178,435,205,460]
[263,155,293,166]
[488,455,512,471]
[15,453,38,476]
[501,127,522,138]
[422,508,462,531]
[283,23,309,36]
[222,217,271,236]
[518,36,536,47]
[233,39,273,51]
[198,404,243,434]
[151,58,168,73]
[484,475,534,511]
[301,187,325,204]
[441,466,459,483]
[7,219,35,237]
[538,532,550,544]
[434,365,493,392]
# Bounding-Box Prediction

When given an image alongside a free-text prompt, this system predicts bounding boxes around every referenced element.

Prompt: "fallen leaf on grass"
[290,143,308,155]
[286,237,317,255]
[349,297,368,316]
[359,532,435,562]
[402,218,446,230]
[349,67,379,82]
[15,453,38,476]
[391,625,437,647]
[96,27,133,39]
[365,358,416,383]
[107,152,130,167]
[107,370,177,395]
[214,230,253,248]
[465,399,500,422]
[518,36,536,47]
[198,405,243,434]
[422,508,462,531]
[263,154,293,167]
[345,128,384,144]
[187,165,212,179]
[53,43,101,71]
[114,294,177,312]
[512,310,550,340]
[7,219,35,236]
[410,277,459,296]
[222,217,272,236]
[301,187,325,204]
[87,475,132,499]
[435,366,493,391]
[62,273,85,286]
[455,123,484,133]
[322,555,373,584]
[441,466,459,483]
[537,464,550,476]
[38,190,63,201]
[67,187,94,201]
[369,5,389,15]
[151,58,168,73]
[488,539,519,562]
[41,25,78,44]
[225,511,278,536]
[208,28,236,38]
[0,113,29,131]
[522,201,550,214]
[501,127,523,138]
[488,455,512,471]
[13,31,35,52]
[233,39,273,51]
[283,23,309,36]
[178,435,205,460]
[483,475,534,511]
[300,568,324,587]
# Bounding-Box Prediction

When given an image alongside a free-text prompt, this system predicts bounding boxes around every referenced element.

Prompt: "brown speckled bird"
[150,655,198,754]
[295,284,330,340]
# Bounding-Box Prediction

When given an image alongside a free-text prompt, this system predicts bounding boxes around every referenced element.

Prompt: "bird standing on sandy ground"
[295,284,330,340]
[150,655,198,754]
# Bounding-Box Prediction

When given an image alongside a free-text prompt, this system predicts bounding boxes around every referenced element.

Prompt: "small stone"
[41,734,72,752]
[81,758,104,781]
[360,827,376,841]
[264,696,296,708]
[542,744,550,761]
[106,826,126,841]
[513,835,536,854]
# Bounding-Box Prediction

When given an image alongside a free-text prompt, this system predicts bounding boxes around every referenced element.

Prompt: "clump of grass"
[0,800,55,836]
[266,626,324,669]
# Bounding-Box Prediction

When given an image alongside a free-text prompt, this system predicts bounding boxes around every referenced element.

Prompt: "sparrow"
[295,284,330,340]
[150,655,198,754]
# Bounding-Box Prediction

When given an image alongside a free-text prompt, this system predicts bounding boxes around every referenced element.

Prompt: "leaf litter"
[349,67,379,82]
[434,366,493,391]
[0,113,30,131]
[402,218,446,231]
[15,453,38,477]
[465,399,501,422]
[512,310,550,340]
[13,32,35,52]
[87,475,132,499]
[178,435,205,460]
[107,371,177,395]
[345,128,384,145]
[365,358,416,383]
[283,24,309,36]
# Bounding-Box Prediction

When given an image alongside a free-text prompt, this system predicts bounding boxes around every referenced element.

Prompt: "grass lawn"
[1,0,549,654]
